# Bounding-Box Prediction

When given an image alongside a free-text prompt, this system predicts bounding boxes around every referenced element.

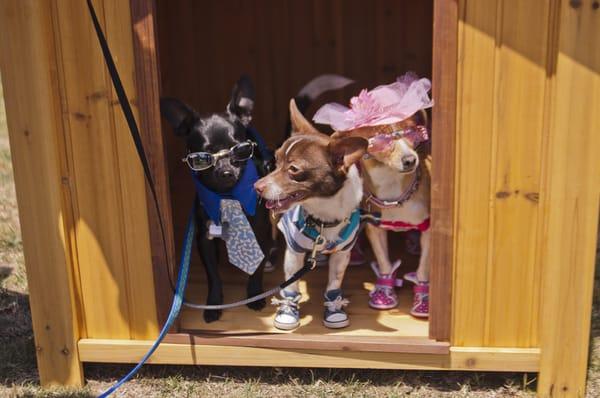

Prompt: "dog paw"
[247,298,266,311]
[203,309,222,323]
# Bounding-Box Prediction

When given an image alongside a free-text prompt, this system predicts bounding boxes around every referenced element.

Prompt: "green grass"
[0,77,598,397]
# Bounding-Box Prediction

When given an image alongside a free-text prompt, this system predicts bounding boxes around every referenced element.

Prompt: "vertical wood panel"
[429,0,458,342]
[54,0,131,339]
[104,0,158,340]
[130,0,178,331]
[452,0,498,346]
[538,0,600,395]
[454,0,560,348]
[485,0,550,347]
[53,0,156,339]
[0,0,84,386]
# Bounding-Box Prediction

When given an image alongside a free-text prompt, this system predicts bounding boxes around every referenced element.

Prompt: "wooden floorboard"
[180,257,429,339]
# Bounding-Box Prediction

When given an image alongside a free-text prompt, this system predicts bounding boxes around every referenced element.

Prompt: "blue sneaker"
[272,290,301,330]
[323,289,350,329]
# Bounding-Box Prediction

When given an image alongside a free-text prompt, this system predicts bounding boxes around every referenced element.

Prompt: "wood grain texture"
[0,0,84,386]
[53,0,131,339]
[78,339,540,371]
[104,0,158,341]
[130,0,176,332]
[453,0,499,346]
[453,0,556,348]
[538,0,600,396]
[450,347,539,372]
[164,333,450,355]
[429,0,458,342]
[51,0,157,339]
[485,0,551,348]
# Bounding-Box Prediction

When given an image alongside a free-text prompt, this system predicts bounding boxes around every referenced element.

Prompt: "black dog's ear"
[160,98,199,136]
[227,75,255,127]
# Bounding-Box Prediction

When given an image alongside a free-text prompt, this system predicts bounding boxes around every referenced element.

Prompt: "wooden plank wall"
[538,0,600,395]
[0,0,159,357]
[0,0,84,386]
[155,0,434,246]
[453,0,559,348]
[49,0,158,340]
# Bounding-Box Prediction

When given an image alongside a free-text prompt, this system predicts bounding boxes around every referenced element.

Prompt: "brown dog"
[254,100,367,330]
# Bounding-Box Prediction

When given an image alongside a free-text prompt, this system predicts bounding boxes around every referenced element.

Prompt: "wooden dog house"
[0,1,598,396]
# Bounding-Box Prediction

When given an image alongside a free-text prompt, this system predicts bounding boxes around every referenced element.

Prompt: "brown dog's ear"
[328,136,368,172]
[290,99,322,136]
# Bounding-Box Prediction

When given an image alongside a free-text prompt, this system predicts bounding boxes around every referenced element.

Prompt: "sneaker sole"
[323,319,350,329]
[368,302,398,310]
[410,311,429,318]
[274,320,300,330]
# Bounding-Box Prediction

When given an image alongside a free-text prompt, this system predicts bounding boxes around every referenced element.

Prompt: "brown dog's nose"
[254,179,266,195]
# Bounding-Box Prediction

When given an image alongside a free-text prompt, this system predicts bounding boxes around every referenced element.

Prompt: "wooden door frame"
[429,0,458,341]
[131,0,458,342]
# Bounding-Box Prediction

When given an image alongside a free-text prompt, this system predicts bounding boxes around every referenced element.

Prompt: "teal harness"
[279,206,362,254]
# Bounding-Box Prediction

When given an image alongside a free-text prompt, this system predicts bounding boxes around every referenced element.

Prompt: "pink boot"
[404,272,429,318]
[368,260,402,310]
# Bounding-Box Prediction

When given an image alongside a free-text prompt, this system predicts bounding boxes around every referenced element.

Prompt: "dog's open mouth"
[265,192,306,212]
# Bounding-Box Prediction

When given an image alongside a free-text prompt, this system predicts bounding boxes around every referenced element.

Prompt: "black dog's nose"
[402,155,417,169]
[219,169,236,182]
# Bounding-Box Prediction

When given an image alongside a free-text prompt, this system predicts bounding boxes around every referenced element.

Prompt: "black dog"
[161,74,352,323]
[161,76,274,323]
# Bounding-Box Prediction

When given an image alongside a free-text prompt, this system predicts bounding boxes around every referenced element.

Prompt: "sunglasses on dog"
[182,140,256,171]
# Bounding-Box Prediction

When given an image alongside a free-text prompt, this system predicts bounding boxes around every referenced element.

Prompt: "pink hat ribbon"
[313,72,433,132]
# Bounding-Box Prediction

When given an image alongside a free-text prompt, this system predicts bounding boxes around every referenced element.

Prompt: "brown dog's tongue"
[368,134,394,153]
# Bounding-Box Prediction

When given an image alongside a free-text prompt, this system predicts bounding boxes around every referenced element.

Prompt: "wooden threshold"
[164,333,449,355]
[78,339,539,372]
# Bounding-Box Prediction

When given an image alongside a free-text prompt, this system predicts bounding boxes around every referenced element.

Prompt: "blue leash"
[98,202,196,398]
[88,1,316,395]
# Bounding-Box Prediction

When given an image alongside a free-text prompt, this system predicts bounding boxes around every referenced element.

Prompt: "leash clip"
[307,224,325,269]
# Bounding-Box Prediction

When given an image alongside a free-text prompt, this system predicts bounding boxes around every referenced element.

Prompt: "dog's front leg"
[365,223,393,274]
[246,265,265,311]
[327,251,351,291]
[282,248,305,295]
[323,250,352,329]
[416,228,431,282]
[197,219,223,323]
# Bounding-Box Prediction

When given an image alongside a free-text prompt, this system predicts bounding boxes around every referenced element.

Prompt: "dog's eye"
[288,165,306,182]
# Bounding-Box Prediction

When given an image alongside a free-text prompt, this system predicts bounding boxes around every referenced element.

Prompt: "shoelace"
[369,283,395,298]
[415,292,429,302]
[324,296,350,312]
[271,296,300,314]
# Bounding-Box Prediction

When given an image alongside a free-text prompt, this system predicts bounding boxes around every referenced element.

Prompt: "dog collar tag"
[207,222,223,240]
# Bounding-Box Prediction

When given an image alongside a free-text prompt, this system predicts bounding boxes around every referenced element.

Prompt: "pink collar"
[364,167,421,209]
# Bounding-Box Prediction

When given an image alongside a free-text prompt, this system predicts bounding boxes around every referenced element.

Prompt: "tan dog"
[335,117,431,317]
